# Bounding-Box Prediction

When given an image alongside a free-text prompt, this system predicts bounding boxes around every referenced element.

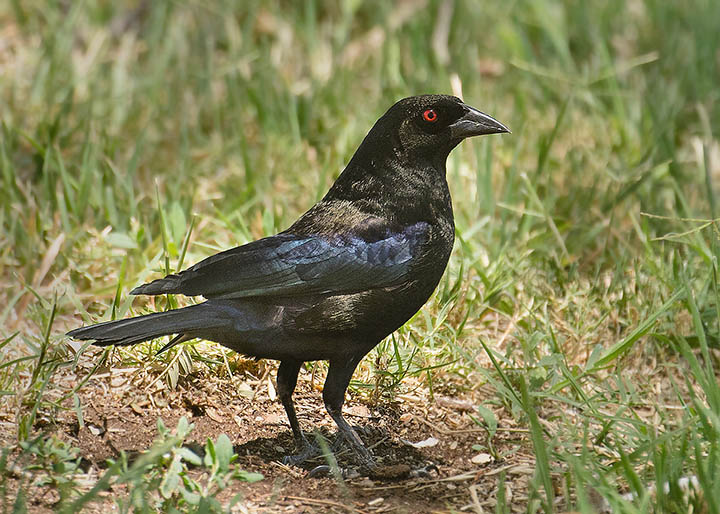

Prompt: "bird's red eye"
[423,109,438,122]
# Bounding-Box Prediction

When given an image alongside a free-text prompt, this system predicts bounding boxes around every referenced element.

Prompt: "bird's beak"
[449,105,510,139]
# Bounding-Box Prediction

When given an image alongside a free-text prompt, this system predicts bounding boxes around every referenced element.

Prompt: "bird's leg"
[277,359,319,465]
[323,357,376,470]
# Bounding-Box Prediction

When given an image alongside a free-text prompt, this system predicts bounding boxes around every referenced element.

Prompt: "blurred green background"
[1,1,718,289]
[1,0,719,511]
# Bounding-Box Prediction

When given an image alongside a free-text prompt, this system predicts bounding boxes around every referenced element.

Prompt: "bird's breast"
[288,224,454,342]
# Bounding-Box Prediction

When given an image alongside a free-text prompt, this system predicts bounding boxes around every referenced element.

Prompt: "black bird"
[67,95,508,469]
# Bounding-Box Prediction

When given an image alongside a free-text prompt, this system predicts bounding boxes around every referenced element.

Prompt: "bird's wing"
[131,222,430,299]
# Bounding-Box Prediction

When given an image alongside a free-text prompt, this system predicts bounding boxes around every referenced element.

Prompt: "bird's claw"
[331,430,376,469]
[308,461,437,480]
[351,424,373,438]
[307,464,362,479]
[282,427,376,473]
[281,441,321,466]
[308,464,332,478]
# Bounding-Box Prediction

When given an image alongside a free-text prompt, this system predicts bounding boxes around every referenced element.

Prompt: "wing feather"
[131,222,430,299]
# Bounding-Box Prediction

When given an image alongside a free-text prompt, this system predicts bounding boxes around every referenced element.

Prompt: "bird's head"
[359,95,509,166]
[323,95,510,211]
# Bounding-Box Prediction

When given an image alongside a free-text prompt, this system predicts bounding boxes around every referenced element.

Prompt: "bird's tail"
[66,303,228,349]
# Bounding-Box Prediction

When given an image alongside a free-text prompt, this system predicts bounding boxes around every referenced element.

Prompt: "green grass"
[1,0,719,511]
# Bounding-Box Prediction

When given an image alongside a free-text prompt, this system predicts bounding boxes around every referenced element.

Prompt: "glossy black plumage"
[67,95,509,468]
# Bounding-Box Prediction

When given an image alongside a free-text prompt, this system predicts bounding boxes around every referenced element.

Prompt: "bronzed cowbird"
[68,95,509,469]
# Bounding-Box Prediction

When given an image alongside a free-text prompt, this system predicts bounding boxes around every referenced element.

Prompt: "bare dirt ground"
[2,347,538,513]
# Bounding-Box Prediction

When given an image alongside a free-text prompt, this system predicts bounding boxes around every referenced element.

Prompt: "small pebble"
[471,453,493,465]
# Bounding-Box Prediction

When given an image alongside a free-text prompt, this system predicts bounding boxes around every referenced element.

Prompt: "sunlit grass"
[1,0,719,511]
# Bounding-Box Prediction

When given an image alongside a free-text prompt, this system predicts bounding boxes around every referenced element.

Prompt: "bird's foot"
[307,463,362,479]
[305,430,376,478]
[308,462,438,480]
[281,431,363,467]
[331,429,376,470]
[350,424,374,438]
[281,440,322,466]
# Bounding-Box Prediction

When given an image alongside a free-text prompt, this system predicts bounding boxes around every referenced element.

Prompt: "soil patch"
[4,350,536,513]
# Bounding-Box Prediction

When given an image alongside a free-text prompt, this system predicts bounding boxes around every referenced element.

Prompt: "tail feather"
[130,275,182,296]
[66,303,228,347]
